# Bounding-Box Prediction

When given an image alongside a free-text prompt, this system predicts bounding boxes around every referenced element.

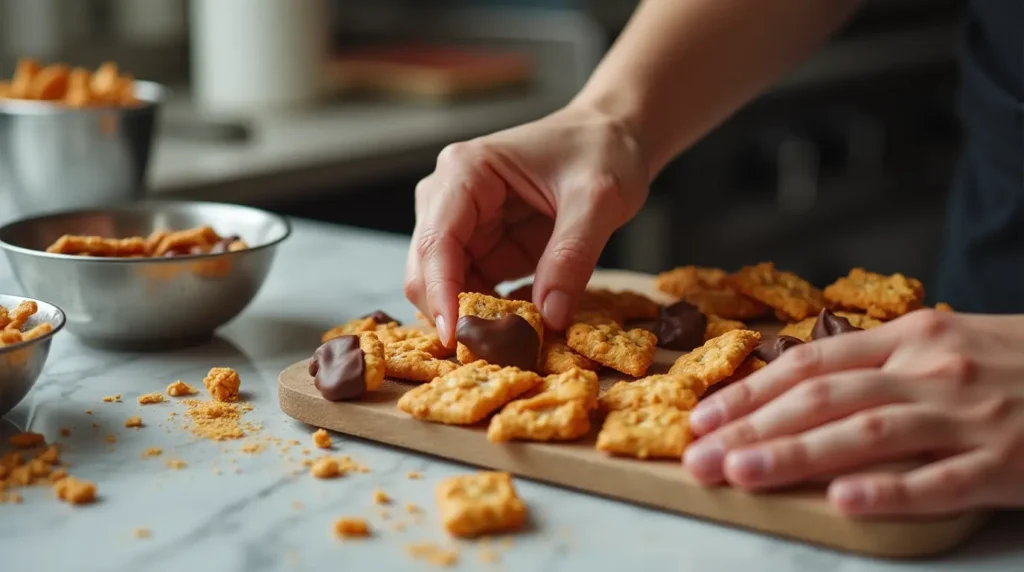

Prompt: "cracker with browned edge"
[704,315,746,341]
[487,396,590,443]
[598,374,706,413]
[457,292,543,366]
[396,361,540,425]
[656,266,767,320]
[584,288,661,321]
[779,311,883,342]
[540,340,598,375]
[726,262,824,322]
[669,329,760,387]
[385,351,457,383]
[566,322,656,377]
[596,406,693,460]
[523,368,600,410]
[823,268,925,320]
[436,472,527,537]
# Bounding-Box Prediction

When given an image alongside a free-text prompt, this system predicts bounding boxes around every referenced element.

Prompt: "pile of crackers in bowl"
[0,59,139,108]
[313,263,949,462]
[44,226,248,258]
[0,301,52,348]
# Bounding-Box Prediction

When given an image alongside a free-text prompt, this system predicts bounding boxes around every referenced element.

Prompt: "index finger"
[690,323,906,436]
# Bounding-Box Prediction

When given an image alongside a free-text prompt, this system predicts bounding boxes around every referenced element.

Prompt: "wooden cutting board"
[278,270,988,558]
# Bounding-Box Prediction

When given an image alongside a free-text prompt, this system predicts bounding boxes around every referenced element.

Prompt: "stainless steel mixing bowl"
[0,81,165,216]
[0,294,65,417]
[0,200,291,349]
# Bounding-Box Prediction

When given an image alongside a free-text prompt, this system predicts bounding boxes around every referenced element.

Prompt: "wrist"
[563,92,655,182]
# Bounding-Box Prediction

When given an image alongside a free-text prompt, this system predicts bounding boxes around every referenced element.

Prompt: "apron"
[935,0,1024,313]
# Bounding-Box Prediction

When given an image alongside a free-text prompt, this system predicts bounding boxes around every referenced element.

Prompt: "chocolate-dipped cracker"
[811,308,861,340]
[362,310,401,326]
[456,315,541,371]
[309,332,386,401]
[651,300,707,351]
[752,335,804,363]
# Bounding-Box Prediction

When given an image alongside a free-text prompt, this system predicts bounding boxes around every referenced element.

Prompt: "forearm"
[571,0,862,180]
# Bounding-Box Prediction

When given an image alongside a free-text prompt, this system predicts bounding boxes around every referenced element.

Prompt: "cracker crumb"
[301,449,310,455]
[378,509,391,520]
[166,380,198,397]
[8,432,45,449]
[137,393,166,405]
[54,477,97,505]
[334,517,371,538]
[310,457,342,479]
[102,395,122,403]
[241,443,263,454]
[406,542,459,567]
[373,489,391,505]
[49,468,68,483]
[166,459,187,470]
[312,429,332,449]
[124,416,143,428]
[105,434,118,443]
[142,447,162,458]
[37,446,59,464]
[85,410,93,415]
[288,439,300,446]
[407,471,422,480]
[292,500,304,511]
[59,427,71,437]
[181,399,252,441]
[405,502,421,514]
[134,528,151,539]
[202,367,240,402]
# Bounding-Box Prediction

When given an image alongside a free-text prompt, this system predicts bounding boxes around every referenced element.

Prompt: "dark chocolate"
[811,308,861,340]
[752,335,805,363]
[309,335,367,401]
[209,235,241,254]
[652,300,707,351]
[455,314,540,371]
[361,310,401,326]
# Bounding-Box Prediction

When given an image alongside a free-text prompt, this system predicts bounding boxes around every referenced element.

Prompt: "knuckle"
[414,228,444,260]
[723,420,761,446]
[853,412,893,447]
[794,378,832,412]
[970,396,1019,427]
[548,237,598,278]
[936,352,976,389]
[931,465,974,504]
[906,309,954,340]
[784,343,822,379]
[436,141,477,167]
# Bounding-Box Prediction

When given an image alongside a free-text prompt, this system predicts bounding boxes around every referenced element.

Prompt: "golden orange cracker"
[396,361,540,425]
[530,368,600,410]
[385,350,457,383]
[598,374,706,413]
[669,329,760,387]
[435,472,527,537]
[596,406,693,460]
[585,288,661,321]
[704,315,746,341]
[487,396,590,443]
[726,262,824,322]
[539,340,598,375]
[778,316,816,342]
[656,266,767,320]
[823,268,925,320]
[566,322,656,377]
[358,331,387,392]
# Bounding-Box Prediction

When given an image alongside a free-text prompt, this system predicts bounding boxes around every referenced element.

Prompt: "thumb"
[534,187,622,331]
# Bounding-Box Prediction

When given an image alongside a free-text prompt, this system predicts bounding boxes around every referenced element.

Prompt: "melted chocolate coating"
[455,314,540,370]
[752,335,805,363]
[309,335,366,401]
[652,300,707,351]
[362,310,401,326]
[811,308,861,340]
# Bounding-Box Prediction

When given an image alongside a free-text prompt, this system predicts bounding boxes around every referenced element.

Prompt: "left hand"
[682,309,1024,516]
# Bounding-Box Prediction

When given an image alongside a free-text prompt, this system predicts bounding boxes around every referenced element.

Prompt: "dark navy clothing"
[935,0,1024,312]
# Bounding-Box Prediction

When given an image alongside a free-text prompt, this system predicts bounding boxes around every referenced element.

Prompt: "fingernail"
[683,442,725,475]
[690,402,724,432]
[727,449,768,481]
[435,314,451,347]
[832,482,867,511]
[542,289,572,329]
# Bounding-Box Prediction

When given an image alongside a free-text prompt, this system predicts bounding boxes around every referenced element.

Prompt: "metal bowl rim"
[0,294,66,355]
[0,80,168,116]
[0,199,292,264]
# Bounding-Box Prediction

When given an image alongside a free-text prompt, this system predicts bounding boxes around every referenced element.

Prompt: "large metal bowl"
[0,294,65,417]
[0,81,165,217]
[0,200,290,349]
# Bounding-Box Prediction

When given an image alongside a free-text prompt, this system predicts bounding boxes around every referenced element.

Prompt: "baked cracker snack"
[779,311,883,342]
[704,315,746,341]
[539,340,598,375]
[435,471,527,538]
[656,266,767,320]
[396,361,540,425]
[486,395,590,443]
[598,374,706,413]
[566,322,657,377]
[596,406,693,460]
[385,350,458,383]
[669,329,761,387]
[582,288,661,321]
[456,292,543,368]
[726,262,824,322]
[823,268,925,320]
[526,368,601,410]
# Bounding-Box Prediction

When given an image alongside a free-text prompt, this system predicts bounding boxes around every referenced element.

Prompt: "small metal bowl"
[0,294,65,417]
[0,81,165,217]
[0,200,290,350]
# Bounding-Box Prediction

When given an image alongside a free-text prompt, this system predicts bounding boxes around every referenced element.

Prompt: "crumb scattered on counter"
[241,443,263,454]
[166,380,198,397]
[54,476,97,505]
[405,542,458,567]
[373,489,391,505]
[202,367,240,402]
[102,395,122,403]
[405,502,421,514]
[312,429,331,449]
[134,528,151,539]
[407,471,423,480]
[85,410,93,415]
[166,459,187,470]
[124,416,143,428]
[138,393,166,405]
[292,500,304,511]
[288,439,300,446]
[142,447,162,458]
[59,427,71,437]
[334,517,371,538]
[105,434,118,443]
[310,457,342,479]
[181,399,253,441]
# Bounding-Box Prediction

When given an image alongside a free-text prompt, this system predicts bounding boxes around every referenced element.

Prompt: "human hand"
[405,105,649,345]
[683,309,1024,516]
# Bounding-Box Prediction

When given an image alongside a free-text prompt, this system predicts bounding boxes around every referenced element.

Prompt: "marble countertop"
[1,217,1022,572]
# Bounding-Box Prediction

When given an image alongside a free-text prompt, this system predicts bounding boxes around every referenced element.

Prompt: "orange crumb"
[202,367,240,402]
[105,434,117,443]
[54,477,97,505]
[180,399,252,441]
[312,429,332,449]
[406,542,459,567]
[292,500,304,511]
[59,427,71,437]
[142,447,162,458]
[334,517,371,538]
[407,472,423,480]
[392,522,407,532]
[102,394,122,403]
[137,392,165,405]
[134,528,151,539]
[378,509,391,520]
[301,449,310,455]
[49,468,68,483]
[85,410,93,415]
[166,459,187,470]
[8,432,45,449]
[373,489,391,505]
[124,416,143,428]
[405,503,421,514]
[241,443,263,454]
[166,380,198,397]
[310,457,342,479]
[288,439,300,446]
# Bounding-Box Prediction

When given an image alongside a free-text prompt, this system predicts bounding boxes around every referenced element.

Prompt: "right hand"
[405,104,650,346]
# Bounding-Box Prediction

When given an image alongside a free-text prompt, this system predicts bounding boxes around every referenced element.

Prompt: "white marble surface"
[1,217,1022,572]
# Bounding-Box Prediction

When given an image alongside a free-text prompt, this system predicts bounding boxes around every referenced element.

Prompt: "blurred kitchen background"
[0,0,965,292]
